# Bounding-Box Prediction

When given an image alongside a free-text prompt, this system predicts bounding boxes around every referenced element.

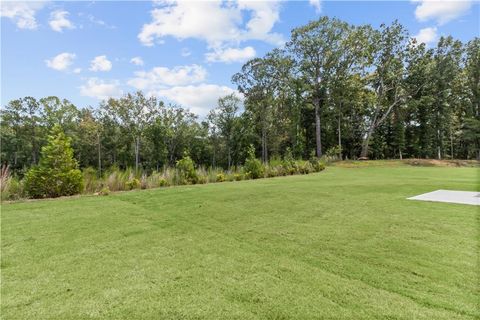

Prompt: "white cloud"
[413,0,472,25]
[87,14,115,29]
[138,0,284,48]
[130,57,144,66]
[0,1,47,29]
[414,27,438,44]
[237,0,283,45]
[181,48,191,57]
[155,84,241,116]
[73,68,82,74]
[206,46,256,63]
[89,55,112,72]
[45,52,76,71]
[128,64,207,90]
[80,78,122,100]
[49,10,75,32]
[309,0,322,13]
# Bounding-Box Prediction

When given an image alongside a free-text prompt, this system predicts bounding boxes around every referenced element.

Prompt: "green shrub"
[140,174,148,189]
[282,148,299,175]
[159,177,169,187]
[8,178,25,200]
[326,145,342,158]
[197,175,207,184]
[234,173,244,181]
[1,168,25,201]
[309,156,326,172]
[98,186,110,196]
[126,178,140,190]
[83,167,100,193]
[244,145,264,179]
[196,167,209,184]
[176,153,198,184]
[298,161,314,174]
[216,173,225,182]
[24,125,83,198]
[161,167,176,186]
[106,171,120,191]
[265,165,284,178]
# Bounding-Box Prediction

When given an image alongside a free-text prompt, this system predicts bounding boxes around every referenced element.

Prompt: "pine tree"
[24,125,83,198]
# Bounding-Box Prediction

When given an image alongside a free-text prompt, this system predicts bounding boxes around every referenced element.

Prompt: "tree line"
[2,17,479,176]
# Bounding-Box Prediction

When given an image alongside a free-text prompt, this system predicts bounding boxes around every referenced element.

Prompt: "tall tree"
[431,36,463,159]
[208,94,241,169]
[104,92,158,171]
[233,58,275,162]
[287,17,351,157]
[360,21,408,158]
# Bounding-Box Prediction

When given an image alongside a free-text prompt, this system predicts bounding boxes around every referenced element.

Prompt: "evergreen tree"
[24,125,83,198]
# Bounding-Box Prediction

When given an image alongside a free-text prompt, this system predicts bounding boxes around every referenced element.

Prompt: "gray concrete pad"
[408,190,480,206]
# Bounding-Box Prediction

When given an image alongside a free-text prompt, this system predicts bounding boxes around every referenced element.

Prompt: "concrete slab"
[408,190,480,206]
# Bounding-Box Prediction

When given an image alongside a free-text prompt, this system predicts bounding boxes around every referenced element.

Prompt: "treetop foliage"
[2,18,479,178]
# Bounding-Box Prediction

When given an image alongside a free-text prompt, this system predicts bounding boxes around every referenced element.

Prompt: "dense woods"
[2,17,479,177]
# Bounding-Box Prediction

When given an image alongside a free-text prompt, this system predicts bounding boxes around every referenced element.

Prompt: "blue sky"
[1,0,479,116]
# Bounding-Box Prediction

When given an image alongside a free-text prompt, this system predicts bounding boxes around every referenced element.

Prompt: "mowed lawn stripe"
[1,166,478,319]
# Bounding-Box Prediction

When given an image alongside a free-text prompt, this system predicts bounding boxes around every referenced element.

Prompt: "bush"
[159,177,169,187]
[326,145,342,158]
[7,178,25,200]
[106,170,123,191]
[196,167,209,184]
[309,156,326,172]
[244,145,264,179]
[24,125,83,198]
[234,173,244,181]
[161,167,176,186]
[298,161,314,174]
[98,186,110,196]
[216,173,225,182]
[1,166,25,201]
[83,167,100,193]
[0,165,10,199]
[176,153,198,184]
[140,174,148,189]
[282,148,299,175]
[265,165,285,178]
[126,178,140,190]
[197,175,207,184]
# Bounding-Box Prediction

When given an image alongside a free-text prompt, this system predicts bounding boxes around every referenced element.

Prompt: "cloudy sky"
[1,0,478,116]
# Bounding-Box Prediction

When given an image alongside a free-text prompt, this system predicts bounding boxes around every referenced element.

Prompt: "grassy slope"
[1,165,478,319]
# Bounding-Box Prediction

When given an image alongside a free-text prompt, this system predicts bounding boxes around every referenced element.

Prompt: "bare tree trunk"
[134,136,140,172]
[227,145,231,170]
[264,132,268,163]
[450,133,454,159]
[314,98,322,157]
[337,103,342,160]
[361,122,376,158]
[97,133,102,175]
[212,141,216,168]
[261,126,267,163]
[32,125,37,165]
[437,128,441,160]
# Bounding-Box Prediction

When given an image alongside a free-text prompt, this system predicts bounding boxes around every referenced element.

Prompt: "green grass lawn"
[1,164,478,319]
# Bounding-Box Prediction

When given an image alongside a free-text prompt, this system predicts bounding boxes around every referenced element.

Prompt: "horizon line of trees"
[1,17,479,175]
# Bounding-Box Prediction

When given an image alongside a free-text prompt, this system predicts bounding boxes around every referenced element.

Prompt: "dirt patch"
[331,159,479,168]
[404,159,479,167]
[332,160,404,168]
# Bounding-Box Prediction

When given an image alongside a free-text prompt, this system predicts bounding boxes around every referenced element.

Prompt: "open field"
[1,164,478,319]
